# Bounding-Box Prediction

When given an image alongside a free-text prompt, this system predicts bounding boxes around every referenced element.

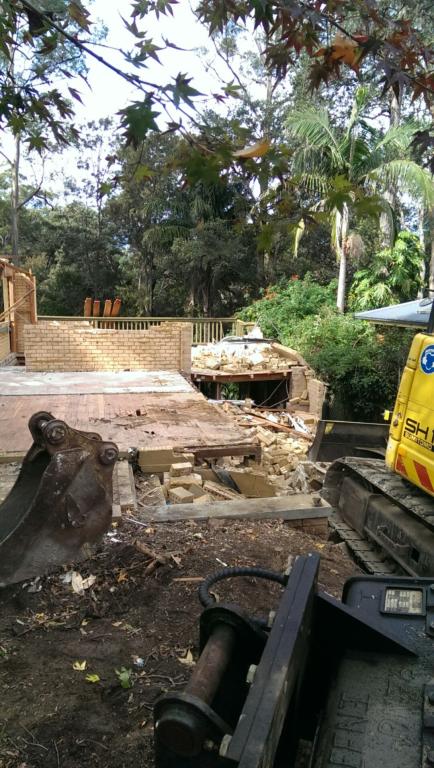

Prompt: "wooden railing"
[38,316,255,344]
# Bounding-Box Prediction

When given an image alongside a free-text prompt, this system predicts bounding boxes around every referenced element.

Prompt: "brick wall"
[24,321,193,373]
[13,273,35,355]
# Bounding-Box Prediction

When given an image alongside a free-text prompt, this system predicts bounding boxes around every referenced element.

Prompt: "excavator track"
[323,458,434,576]
[328,514,401,576]
[327,457,434,527]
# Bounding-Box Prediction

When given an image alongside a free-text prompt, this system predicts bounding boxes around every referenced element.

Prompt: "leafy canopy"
[0,0,432,155]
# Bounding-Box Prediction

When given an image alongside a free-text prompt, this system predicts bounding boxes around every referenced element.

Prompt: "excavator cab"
[319,298,434,577]
[387,331,434,496]
[0,412,118,586]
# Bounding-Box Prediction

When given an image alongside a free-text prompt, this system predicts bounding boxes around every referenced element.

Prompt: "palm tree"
[286,88,434,312]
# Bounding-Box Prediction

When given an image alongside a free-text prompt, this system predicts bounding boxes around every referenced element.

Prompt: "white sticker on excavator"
[384,588,424,615]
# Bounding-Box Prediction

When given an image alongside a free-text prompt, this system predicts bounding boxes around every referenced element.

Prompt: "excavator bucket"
[309,419,389,462]
[0,412,118,587]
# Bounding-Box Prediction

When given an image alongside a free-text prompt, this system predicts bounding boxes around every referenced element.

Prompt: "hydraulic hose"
[198,566,287,629]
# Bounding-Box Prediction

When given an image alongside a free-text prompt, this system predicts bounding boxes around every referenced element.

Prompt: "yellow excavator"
[316,298,434,577]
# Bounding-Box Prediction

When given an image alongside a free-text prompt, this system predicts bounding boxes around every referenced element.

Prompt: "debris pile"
[220,401,313,478]
[164,461,211,505]
[191,337,327,418]
[191,336,315,373]
[192,339,293,372]
[131,401,327,510]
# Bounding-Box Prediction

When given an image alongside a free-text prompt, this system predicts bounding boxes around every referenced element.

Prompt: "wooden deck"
[0,386,257,457]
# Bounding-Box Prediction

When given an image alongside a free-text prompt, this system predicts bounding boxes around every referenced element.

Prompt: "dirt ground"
[0,517,358,768]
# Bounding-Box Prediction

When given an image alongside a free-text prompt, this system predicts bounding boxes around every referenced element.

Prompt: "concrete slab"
[0,368,193,396]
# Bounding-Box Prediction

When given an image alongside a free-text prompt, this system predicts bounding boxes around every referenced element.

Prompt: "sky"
[73,1,226,124]
[1,1,237,196]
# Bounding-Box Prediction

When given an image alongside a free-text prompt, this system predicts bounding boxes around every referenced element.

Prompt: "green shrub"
[237,274,337,340]
[287,310,411,420]
[238,276,413,420]
[349,231,424,311]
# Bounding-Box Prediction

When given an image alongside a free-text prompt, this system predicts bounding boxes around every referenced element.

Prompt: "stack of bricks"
[24,321,193,373]
[166,462,211,504]
[307,378,327,418]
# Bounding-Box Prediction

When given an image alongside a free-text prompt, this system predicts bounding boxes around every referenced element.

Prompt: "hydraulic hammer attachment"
[0,412,118,586]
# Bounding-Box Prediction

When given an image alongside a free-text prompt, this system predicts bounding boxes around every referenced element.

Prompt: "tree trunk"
[11,134,20,265]
[256,248,265,285]
[379,90,401,249]
[336,204,349,313]
[379,190,395,249]
[418,206,426,298]
[429,211,434,297]
[143,269,153,315]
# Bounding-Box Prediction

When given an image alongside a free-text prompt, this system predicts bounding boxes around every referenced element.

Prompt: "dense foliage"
[239,276,411,419]
[349,231,425,309]
[238,275,337,339]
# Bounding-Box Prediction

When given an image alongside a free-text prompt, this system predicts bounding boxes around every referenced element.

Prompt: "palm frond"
[369,159,434,206]
[292,146,334,177]
[345,86,373,137]
[374,122,419,154]
[296,172,329,197]
[286,109,342,166]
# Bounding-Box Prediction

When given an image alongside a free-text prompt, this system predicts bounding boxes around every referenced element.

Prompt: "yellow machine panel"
[387,333,434,496]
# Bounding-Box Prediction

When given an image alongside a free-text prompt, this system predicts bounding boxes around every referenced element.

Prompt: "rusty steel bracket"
[0,411,118,586]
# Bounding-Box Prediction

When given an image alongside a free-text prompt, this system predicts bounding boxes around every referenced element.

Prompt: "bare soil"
[0,518,358,768]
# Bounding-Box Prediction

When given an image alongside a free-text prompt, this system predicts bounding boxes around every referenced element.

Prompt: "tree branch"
[0,148,12,166]
[19,0,161,92]
[17,157,46,210]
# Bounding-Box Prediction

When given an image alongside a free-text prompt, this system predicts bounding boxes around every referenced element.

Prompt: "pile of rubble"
[214,401,328,496]
[192,338,304,373]
[132,400,327,509]
[161,461,247,505]
[191,337,327,419]
[152,454,326,506]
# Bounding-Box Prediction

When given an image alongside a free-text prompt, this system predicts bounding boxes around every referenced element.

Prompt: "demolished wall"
[192,338,327,417]
[24,321,193,373]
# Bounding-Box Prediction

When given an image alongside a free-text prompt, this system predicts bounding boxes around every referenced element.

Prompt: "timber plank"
[114,461,137,513]
[135,494,331,522]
